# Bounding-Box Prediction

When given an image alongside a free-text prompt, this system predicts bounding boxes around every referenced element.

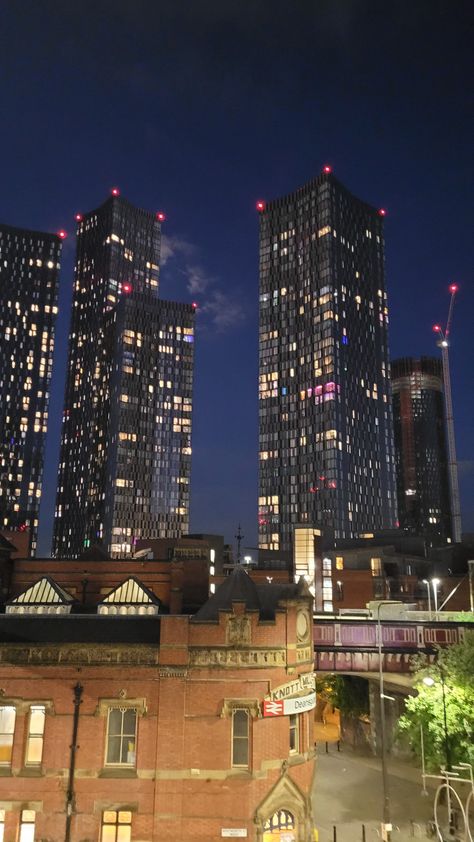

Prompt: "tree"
[398,631,474,771]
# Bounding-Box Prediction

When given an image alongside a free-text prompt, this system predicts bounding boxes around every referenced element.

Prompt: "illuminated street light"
[423,667,451,771]
[422,579,432,619]
[432,578,441,618]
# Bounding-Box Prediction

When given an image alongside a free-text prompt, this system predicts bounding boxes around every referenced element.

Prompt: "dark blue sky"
[1,1,472,556]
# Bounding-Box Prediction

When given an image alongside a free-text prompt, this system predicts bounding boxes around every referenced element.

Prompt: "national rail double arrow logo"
[263,700,284,717]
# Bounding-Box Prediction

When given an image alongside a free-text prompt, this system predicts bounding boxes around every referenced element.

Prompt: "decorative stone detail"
[220,698,261,719]
[296,646,312,663]
[96,697,147,717]
[226,614,251,646]
[158,667,188,679]
[0,645,158,666]
[118,689,127,699]
[189,648,286,668]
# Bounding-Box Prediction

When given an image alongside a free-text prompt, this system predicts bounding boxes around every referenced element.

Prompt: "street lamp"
[432,578,441,619]
[375,600,394,842]
[423,666,451,770]
[422,579,432,619]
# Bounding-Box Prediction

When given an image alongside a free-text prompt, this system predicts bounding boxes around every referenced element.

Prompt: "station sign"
[263,691,316,717]
[265,672,315,702]
[221,830,248,838]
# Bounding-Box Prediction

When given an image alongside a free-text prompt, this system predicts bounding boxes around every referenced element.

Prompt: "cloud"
[160,232,244,332]
[200,290,245,333]
[160,234,196,267]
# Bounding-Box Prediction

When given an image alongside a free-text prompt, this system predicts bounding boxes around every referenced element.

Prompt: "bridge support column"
[369,681,410,758]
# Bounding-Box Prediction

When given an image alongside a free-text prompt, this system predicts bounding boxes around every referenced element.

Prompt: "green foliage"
[316,674,369,717]
[398,631,474,771]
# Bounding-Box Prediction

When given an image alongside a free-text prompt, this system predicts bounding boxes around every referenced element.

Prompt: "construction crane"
[433,284,462,543]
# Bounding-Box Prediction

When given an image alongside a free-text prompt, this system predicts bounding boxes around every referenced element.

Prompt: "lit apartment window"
[19,810,35,842]
[232,709,249,767]
[0,810,4,842]
[101,810,132,842]
[25,705,46,765]
[289,714,299,753]
[335,556,344,570]
[105,708,137,766]
[0,706,16,766]
[370,558,382,577]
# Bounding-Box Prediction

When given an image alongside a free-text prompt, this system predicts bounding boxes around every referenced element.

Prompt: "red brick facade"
[0,580,315,841]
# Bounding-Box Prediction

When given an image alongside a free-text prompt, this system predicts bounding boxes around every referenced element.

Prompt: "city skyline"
[0,223,62,555]
[53,193,195,558]
[258,171,396,551]
[0,1,472,556]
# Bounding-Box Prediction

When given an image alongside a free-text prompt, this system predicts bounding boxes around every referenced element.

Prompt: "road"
[312,744,437,842]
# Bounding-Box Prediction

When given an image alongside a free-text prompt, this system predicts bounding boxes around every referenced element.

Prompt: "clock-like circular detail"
[296,609,309,642]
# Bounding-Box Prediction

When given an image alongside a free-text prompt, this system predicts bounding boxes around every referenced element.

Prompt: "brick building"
[0,568,316,841]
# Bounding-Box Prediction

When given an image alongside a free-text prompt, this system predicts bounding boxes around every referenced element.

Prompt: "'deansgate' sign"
[263,691,316,718]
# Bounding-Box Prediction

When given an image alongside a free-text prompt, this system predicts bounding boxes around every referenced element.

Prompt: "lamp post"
[422,579,432,619]
[432,578,441,619]
[423,666,451,771]
[376,600,394,842]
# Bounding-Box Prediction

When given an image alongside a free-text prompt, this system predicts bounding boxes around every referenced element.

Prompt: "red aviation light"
[57,230,67,239]
[111,187,120,196]
[449,283,458,294]
[432,324,441,333]
[75,213,83,222]
[191,301,198,310]
[122,283,132,294]
[323,165,332,174]
[156,211,166,222]
[256,200,266,212]
[378,208,387,217]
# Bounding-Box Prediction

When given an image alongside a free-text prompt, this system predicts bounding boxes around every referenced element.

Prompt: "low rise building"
[0,568,316,841]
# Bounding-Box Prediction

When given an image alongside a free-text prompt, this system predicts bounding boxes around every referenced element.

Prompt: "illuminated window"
[370,558,382,577]
[0,810,4,842]
[289,714,299,753]
[0,706,16,766]
[232,709,249,767]
[101,811,132,842]
[25,705,45,765]
[19,811,35,842]
[335,556,344,570]
[105,708,137,766]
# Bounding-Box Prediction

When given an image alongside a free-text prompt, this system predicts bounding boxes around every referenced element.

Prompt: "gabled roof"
[99,576,160,606]
[8,576,75,606]
[192,567,310,622]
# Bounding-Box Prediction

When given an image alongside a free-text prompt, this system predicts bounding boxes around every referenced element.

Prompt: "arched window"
[264,809,295,831]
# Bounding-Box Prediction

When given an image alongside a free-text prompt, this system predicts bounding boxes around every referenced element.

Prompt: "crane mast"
[433,285,462,543]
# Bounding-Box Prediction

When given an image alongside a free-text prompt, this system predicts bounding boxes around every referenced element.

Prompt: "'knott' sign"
[265,672,315,702]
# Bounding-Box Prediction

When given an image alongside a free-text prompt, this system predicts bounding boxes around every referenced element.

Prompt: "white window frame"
[25,705,46,766]
[104,707,138,767]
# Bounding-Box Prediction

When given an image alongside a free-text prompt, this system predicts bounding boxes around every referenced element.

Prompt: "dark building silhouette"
[0,223,62,555]
[391,356,452,541]
[53,193,194,558]
[257,169,397,553]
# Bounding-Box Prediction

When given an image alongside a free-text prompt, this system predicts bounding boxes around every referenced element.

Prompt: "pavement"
[312,743,439,842]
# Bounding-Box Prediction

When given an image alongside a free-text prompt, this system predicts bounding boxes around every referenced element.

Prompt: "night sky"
[1,1,472,556]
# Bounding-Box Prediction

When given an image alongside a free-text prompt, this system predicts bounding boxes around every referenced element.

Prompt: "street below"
[312,743,437,842]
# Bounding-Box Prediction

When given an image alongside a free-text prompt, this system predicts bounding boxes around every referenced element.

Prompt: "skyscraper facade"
[258,170,397,552]
[0,223,62,555]
[391,356,452,541]
[53,193,194,558]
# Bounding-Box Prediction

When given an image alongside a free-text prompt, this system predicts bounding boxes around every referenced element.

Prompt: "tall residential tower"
[391,356,452,541]
[53,193,194,558]
[0,223,62,555]
[258,169,397,553]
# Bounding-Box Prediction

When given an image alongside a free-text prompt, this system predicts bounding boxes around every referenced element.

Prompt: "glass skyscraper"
[391,356,451,541]
[258,169,397,552]
[53,192,194,558]
[0,223,62,555]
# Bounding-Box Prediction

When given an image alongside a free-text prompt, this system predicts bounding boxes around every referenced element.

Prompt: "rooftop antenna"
[432,284,462,543]
[235,523,244,564]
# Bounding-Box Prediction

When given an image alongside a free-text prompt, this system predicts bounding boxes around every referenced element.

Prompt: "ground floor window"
[263,809,296,841]
[19,810,35,842]
[101,810,132,842]
[0,809,4,842]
